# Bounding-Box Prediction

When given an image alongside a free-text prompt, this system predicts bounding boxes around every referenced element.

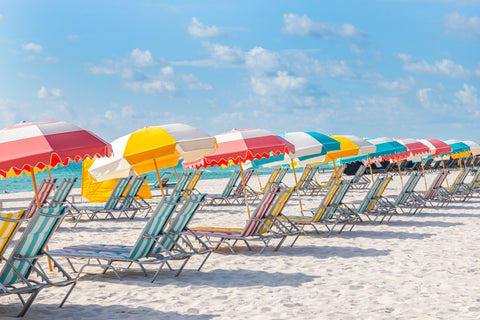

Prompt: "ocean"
[0,161,299,193]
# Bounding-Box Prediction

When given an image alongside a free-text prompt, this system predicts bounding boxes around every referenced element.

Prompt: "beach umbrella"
[441,140,471,170]
[183,129,295,218]
[247,131,341,211]
[418,139,452,158]
[88,123,216,196]
[461,140,480,156]
[0,121,112,206]
[396,138,433,190]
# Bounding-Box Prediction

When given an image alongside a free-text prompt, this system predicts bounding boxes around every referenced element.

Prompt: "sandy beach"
[1,169,480,319]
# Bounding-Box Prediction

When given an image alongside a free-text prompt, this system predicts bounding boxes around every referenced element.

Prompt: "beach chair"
[48,178,77,208]
[229,169,255,204]
[24,178,57,219]
[338,177,387,224]
[349,163,370,190]
[0,210,26,261]
[247,168,281,198]
[309,164,346,195]
[48,194,191,281]
[149,172,172,189]
[180,171,203,200]
[169,171,194,196]
[383,172,423,215]
[435,169,470,206]
[0,207,76,317]
[455,168,480,201]
[115,175,148,219]
[297,165,319,195]
[411,170,450,209]
[279,180,356,236]
[191,187,281,254]
[68,176,132,225]
[204,170,241,206]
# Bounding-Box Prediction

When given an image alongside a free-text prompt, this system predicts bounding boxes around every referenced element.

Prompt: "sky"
[1,0,480,142]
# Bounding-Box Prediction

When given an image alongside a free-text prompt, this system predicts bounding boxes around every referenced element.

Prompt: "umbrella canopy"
[89,123,216,182]
[442,139,471,159]
[461,140,480,156]
[183,129,295,169]
[249,131,340,168]
[331,135,376,164]
[395,138,431,160]
[417,139,452,157]
[0,121,111,178]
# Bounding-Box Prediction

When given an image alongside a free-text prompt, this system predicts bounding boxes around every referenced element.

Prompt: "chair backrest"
[0,210,26,257]
[0,206,66,286]
[119,175,147,210]
[172,171,193,195]
[232,169,254,197]
[424,170,448,200]
[468,169,480,189]
[423,158,434,170]
[49,178,77,208]
[25,178,57,219]
[156,194,205,253]
[262,168,281,192]
[322,180,352,220]
[301,166,319,191]
[295,165,312,190]
[310,181,343,222]
[240,187,280,237]
[325,164,346,187]
[448,169,470,194]
[257,187,294,234]
[273,167,289,185]
[395,172,421,206]
[368,175,392,210]
[350,164,367,183]
[221,170,241,197]
[128,194,181,259]
[161,172,172,185]
[356,177,385,214]
[103,176,132,210]
[182,171,203,199]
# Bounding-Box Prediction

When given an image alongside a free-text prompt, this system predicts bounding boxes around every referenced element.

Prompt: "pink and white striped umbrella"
[0,121,111,177]
[417,139,452,157]
[183,129,295,169]
[395,138,431,160]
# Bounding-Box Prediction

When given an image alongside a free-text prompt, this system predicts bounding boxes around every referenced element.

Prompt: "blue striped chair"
[0,206,75,317]
[47,194,185,281]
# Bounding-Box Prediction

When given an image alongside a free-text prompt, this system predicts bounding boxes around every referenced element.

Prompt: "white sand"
[1,169,480,319]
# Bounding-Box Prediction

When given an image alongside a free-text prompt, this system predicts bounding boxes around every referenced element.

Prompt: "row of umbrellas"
[1,121,479,214]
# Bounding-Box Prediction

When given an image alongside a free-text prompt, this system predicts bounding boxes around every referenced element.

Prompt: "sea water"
[0,161,286,193]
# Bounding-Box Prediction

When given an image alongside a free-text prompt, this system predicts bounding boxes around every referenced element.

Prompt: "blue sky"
[1,0,480,142]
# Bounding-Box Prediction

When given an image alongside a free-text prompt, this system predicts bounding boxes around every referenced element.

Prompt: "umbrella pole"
[254,169,263,190]
[397,159,404,187]
[441,158,450,188]
[290,159,303,212]
[367,155,374,183]
[153,159,165,197]
[31,170,53,272]
[420,157,428,192]
[173,167,179,180]
[239,162,251,219]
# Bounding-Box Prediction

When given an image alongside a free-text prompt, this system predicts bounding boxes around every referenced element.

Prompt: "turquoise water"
[0,162,288,193]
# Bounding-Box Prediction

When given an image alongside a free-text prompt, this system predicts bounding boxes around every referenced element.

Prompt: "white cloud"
[417,88,432,108]
[44,56,60,63]
[377,77,416,91]
[244,47,280,75]
[202,42,244,64]
[125,80,178,95]
[456,83,479,107]
[188,18,225,38]
[22,42,43,54]
[130,48,154,67]
[282,13,364,40]
[397,53,477,78]
[289,52,355,78]
[251,71,307,96]
[444,12,480,42]
[36,86,63,99]
[67,34,80,40]
[105,105,135,120]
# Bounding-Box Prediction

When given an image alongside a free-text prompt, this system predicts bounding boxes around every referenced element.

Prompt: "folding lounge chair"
[150,172,172,189]
[204,170,241,205]
[0,207,76,317]
[191,187,281,254]
[280,180,356,236]
[0,210,26,261]
[308,164,346,195]
[247,168,281,198]
[51,195,209,282]
[168,171,194,196]
[297,165,319,195]
[411,170,450,209]
[434,169,470,206]
[116,175,148,219]
[362,175,396,223]
[383,172,423,215]
[338,177,388,224]
[349,163,370,190]
[24,179,57,219]
[68,176,132,225]
[228,169,255,204]
[181,171,203,200]
[455,168,480,202]
[48,178,77,208]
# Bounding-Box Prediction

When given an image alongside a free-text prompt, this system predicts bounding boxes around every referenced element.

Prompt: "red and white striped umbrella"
[417,139,452,157]
[0,121,111,205]
[183,129,295,169]
[395,138,431,160]
[183,129,294,218]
